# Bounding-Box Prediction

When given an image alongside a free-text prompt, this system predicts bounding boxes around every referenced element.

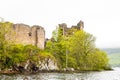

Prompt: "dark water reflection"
[0,67,120,80]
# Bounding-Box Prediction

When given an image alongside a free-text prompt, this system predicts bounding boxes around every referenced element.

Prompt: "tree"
[0,22,14,53]
[52,27,59,42]
[68,30,109,70]
[0,22,14,69]
[46,26,68,69]
[86,49,109,70]
[45,39,66,69]
[69,31,95,56]
[68,31,95,69]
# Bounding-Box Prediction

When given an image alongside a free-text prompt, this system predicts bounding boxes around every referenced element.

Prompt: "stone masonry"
[12,23,45,49]
[58,20,84,36]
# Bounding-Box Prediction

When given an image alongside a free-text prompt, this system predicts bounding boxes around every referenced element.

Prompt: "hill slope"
[108,53,120,67]
[102,48,120,67]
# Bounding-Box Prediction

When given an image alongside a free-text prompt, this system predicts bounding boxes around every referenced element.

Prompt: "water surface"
[0,67,120,80]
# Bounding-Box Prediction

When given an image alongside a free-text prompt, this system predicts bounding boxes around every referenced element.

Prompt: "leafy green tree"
[86,49,109,70]
[69,31,95,69]
[46,33,68,69]
[48,40,67,69]
[52,26,64,42]
[0,22,13,53]
[9,44,26,64]
[0,22,14,69]
[52,27,59,42]
[68,30,109,70]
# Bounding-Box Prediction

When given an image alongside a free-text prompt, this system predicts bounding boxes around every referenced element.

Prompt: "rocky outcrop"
[38,58,58,70]
[12,58,58,73]
[12,24,45,49]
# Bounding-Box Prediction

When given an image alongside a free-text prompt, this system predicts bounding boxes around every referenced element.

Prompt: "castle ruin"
[12,23,45,49]
[1,20,84,49]
[58,20,84,36]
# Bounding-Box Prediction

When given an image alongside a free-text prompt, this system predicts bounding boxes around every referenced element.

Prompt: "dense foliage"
[46,27,110,70]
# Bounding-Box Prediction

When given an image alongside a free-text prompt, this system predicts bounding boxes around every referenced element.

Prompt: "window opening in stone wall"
[28,32,32,36]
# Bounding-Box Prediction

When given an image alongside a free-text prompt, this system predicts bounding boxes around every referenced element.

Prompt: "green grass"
[108,53,120,67]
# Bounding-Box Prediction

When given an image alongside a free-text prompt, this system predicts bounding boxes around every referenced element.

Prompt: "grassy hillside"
[102,48,120,54]
[101,48,120,67]
[108,53,120,67]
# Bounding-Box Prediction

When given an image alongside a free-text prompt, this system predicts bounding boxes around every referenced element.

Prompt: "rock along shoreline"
[0,68,113,75]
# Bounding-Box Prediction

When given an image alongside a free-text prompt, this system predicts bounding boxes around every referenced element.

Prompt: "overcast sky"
[0,0,120,48]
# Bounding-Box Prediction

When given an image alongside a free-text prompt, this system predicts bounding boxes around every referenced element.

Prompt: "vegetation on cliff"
[0,22,55,73]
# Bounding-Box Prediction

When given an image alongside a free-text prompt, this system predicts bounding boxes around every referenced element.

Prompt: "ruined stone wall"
[12,23,45,49]
[31,25,45,49]
[58,20,84,36]
[77,20,84,30]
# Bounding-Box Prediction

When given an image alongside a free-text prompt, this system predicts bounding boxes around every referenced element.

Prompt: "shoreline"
[0,68,113,75]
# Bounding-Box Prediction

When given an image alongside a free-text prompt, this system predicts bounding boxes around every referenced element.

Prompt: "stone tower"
[31,25,45,49]
[77,20,84,30]
[58,23,67,36]
[58,20,84,36]
[12,23,45,49]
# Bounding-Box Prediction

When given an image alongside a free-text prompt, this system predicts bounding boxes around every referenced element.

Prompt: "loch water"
[0,67,120,80]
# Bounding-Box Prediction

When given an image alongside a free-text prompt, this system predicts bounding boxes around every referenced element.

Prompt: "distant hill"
[101,48,120,54]
[108,53,120,67]
[101,48,120,67]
